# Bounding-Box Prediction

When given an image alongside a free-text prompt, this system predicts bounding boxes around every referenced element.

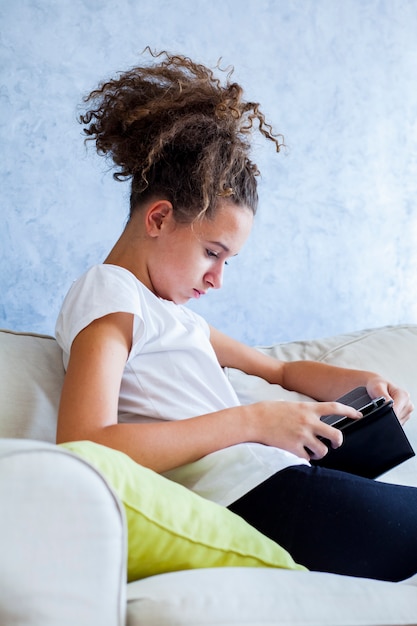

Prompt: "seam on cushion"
[254,325,417,356]
[122,502,291,569]
[316,328,387,361]
[0,328,56,341]
[2,446,126,522]
[314,325,417,362]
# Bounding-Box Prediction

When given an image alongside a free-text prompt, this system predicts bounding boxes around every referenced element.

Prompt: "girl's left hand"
[366,378,414,426]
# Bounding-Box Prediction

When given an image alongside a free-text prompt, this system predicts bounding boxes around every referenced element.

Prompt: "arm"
[209,326,413,425]
[56,313,363,468]
[57,312,251,470]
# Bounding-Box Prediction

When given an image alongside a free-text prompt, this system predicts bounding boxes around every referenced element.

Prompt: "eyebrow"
[208,240,230,253]
[208,240,239,258]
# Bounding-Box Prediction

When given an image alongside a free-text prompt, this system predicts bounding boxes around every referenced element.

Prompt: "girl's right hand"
[248,400,362,461]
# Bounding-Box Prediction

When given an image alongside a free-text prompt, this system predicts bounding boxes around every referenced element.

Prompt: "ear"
[145,201,174,237]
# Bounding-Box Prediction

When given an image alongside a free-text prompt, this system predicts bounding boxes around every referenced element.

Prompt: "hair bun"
[80,48,284,219]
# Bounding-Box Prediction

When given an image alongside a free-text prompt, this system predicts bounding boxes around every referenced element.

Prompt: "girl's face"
[148,201,254,304]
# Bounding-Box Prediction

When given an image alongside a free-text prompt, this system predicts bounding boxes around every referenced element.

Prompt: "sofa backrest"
[0,329,64,442]
[2,323,417,465]
[227,324,417,407]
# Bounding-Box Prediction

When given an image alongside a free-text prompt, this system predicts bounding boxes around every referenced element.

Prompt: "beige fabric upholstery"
[0,330,63,441]
[1,325,417,625]
[127,568,417,626]
[0,439,126,626]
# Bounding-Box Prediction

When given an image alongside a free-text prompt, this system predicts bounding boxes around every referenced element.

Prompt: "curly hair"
[80,48,284,221]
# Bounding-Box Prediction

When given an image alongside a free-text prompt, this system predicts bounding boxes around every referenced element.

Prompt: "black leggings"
[228,465,417,582]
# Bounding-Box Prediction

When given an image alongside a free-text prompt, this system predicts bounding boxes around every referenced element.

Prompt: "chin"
[172,292,192,305]
[160,292,182,304]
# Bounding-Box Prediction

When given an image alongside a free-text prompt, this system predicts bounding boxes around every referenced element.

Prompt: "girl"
[56,49,416,582]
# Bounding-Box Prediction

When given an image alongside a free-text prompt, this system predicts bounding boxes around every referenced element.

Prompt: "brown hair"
[80,48,284,222]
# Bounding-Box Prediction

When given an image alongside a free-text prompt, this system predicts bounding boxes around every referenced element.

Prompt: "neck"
[104,215,151,288]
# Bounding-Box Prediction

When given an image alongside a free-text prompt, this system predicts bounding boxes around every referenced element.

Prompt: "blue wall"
[1,0,417,345]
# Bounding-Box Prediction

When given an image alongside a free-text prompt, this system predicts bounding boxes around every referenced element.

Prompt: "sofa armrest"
[0,440,126,626]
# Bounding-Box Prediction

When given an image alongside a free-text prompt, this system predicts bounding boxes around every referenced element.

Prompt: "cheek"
[159,252,195,284]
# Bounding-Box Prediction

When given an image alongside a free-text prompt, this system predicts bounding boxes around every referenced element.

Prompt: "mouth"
[193,289,206,299]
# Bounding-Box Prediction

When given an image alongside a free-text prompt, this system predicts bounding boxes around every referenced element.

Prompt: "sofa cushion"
[0,329,64,441]
[60,441,306,582]
[126,567,417,626]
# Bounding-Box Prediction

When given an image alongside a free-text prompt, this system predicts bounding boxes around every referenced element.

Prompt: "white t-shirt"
[55,264,308,505]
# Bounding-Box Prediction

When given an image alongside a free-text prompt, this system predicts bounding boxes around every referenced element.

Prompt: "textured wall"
[1,0,417,345]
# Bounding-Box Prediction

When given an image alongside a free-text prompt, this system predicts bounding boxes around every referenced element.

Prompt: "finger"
[300,446,314,461]
[399,413,411,426]
[390,390,413,424]
[369,381,391,401]
[320,401,362,420]
[304,437,330,461]
[317,423,344,450]
[396,400,414,425]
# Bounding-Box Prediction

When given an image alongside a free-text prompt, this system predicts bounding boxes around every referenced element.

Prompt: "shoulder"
[74,263,139,291]
[61,264,150,308]
[55,264,150,353]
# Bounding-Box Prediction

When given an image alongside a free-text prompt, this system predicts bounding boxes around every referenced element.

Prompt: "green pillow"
[60,441,307,582]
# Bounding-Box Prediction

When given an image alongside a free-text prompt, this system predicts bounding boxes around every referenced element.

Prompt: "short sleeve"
[55,265,144,357]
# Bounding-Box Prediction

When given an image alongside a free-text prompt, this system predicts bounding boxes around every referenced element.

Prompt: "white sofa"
[1,324,417,625]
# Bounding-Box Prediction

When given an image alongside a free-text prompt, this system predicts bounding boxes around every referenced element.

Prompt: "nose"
[204,264,224,290]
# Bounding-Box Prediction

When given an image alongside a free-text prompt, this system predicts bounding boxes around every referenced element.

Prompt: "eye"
[206,250,229,266]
